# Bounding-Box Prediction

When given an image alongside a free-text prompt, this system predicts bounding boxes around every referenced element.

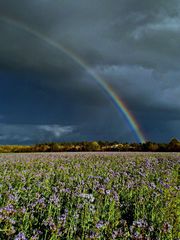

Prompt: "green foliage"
[0,138,180,153]
[85,141,100,151]
[168,138,180,151]
[0,152,179,239]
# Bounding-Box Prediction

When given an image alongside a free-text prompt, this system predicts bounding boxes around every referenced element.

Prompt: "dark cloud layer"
[0,0,179,143]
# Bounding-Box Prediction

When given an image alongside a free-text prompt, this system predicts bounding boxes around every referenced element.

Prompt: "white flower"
[79,193,95,203]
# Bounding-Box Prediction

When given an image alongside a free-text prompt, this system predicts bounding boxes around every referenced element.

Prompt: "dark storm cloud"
[0,123,74,144]
[0,0,179,142]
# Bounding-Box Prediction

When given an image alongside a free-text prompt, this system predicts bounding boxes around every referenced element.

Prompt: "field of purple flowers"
[0,152,179,240]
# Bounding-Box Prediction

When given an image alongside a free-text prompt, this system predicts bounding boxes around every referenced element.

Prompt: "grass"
[0,152,179,239]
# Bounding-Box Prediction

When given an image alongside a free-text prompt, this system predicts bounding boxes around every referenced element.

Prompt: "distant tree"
[158,143,167,152]
[148,143,159,151]
[142,142,159,151]
[49,142,60,152]
[130,143,142,151]
[86,141,100,151]
[168,138,180,151]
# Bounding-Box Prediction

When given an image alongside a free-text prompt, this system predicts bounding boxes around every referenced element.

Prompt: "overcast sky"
[0,0,179,144]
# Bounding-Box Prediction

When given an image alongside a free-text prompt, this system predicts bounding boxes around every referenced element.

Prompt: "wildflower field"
[0,152,179,240]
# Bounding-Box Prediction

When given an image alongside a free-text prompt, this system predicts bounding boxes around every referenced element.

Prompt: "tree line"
[0,138,179,153]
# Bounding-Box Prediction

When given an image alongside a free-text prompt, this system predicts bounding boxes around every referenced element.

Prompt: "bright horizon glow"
[0,16,146,143]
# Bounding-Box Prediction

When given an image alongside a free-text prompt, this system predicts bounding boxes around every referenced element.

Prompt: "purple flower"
[58,214,67,222]
[43,217,56,230]
[163,222,172,233]
[37,197,45,204]
[14,232,27,240]
[89,231,96,238]
[2,204,16,214]
[9,194,18,202]
[96,220,105,229]
[50,194,59,205]
[112,228,123,239]
[104,177,110,183]
[149,182,156,189]
[106,190,111,195]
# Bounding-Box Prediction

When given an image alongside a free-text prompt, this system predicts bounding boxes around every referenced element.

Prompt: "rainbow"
[0,16,146,143]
